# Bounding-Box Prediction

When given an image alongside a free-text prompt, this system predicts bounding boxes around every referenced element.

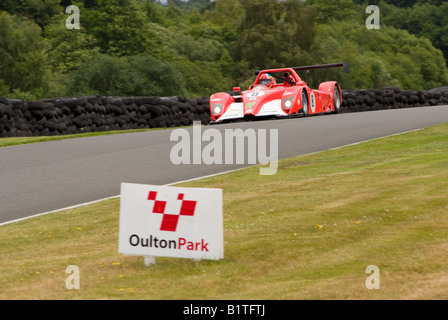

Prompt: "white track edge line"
[0,126,428,227]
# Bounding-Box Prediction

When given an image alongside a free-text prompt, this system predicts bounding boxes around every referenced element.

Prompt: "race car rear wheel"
[333,86,341,113]
[301,90,309,117]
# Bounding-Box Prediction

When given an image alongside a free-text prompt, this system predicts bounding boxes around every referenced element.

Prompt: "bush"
[66,54,186,97]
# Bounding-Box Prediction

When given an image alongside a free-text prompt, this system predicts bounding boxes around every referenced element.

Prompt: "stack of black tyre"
[341,87,448,113]
[0,95,210,137]
[1,87,448,138]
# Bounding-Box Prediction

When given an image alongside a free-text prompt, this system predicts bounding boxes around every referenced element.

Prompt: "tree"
[311,21,448,90]
[66,54,186,97]
[171,0,214,12]
[81,0,162,56]
[381,1,448,62]
[236,0,317,70]
[0,12,50,98]
[44,13,100,74]
[306,0,361,24]
[0,0,62,27]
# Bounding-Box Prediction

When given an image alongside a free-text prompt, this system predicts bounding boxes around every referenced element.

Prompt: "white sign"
[119,183,224,261]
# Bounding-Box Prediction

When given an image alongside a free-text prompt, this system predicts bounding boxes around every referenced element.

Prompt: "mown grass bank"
[0,123,447,299]
[0,128,160,148]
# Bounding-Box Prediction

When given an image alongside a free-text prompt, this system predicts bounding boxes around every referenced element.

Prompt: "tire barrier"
[340,87,448,113]
[0,95,211,137]
[0,87,448,137]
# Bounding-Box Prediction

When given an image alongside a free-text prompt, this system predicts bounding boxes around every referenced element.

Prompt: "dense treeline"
[0,0,447,100]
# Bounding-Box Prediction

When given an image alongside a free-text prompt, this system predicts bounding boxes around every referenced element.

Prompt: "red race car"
[210,62,348,123]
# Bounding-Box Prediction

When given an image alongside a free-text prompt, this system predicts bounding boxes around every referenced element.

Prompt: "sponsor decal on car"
[245,102,256,110]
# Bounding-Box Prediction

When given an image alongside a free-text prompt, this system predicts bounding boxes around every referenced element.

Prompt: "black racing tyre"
[0,96,11,107]
[10,99,24,110]
[63,97,87,108]
[157,105,170,115]
[176,102,188,113]
[141,97,159,105]
[27,101,45,111]
[333,86,341,113]
[301,90,308,117]
[196,98,210,105]
[159,98,177,108]
[137,105,148,114]
[42,109,55,119]
[84,103,94,112]
[121,97,134,105]
[87,95,101,105]
[0,104,12,117]
[147,105,163,117]
[31,110,44,121]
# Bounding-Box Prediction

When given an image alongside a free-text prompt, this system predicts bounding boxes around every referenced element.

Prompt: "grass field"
[0,123,447,299]
[0,127,164,148]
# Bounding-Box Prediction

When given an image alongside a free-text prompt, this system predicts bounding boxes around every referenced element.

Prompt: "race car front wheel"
[333,86,341,113]
[301,90,308,117]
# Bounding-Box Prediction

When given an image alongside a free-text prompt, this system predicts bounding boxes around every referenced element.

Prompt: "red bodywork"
[210,64,345,123]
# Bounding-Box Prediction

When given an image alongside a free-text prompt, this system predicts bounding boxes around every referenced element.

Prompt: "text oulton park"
[129,234,209,252]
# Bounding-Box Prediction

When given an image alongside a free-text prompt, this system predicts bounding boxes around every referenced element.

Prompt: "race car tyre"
[27,101,45,111]
[63,97,87,108]
[301,90,309,117]
[333,86,341,113]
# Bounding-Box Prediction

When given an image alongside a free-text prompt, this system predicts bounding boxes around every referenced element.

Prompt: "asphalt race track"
[1,105,448,225]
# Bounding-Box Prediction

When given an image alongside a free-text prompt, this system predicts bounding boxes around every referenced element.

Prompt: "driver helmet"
[259,73,276,88]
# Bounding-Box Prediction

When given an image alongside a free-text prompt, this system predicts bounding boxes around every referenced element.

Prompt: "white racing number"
[247,91,265,98]
[310,92,316,113]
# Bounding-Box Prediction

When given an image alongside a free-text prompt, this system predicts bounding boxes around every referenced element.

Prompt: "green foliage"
[172,0,214,12]
[0,0,447,99]
[236,0,317,69]
[6,89,42,101]
[0,0,62,27]
[380,1,448,62]
[44,13,100,74]
[81,0,163,56]
[309,21,448,90]
[66,54,186,97]
[0,11,50,98]
[235,0,448,90]
[307,0,362,23]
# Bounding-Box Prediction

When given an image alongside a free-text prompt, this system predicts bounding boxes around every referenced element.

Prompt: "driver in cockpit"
[259,73,276,88]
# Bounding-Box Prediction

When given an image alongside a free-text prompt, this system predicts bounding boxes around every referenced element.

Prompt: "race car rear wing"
[255,62,349,76]
[292,61,349,74]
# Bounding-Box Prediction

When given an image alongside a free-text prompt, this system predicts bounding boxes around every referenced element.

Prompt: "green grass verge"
[1,123,447,299]
[0,128,168,148]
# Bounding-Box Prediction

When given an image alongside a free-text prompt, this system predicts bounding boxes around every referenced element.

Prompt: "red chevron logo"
[147,191,197,232]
